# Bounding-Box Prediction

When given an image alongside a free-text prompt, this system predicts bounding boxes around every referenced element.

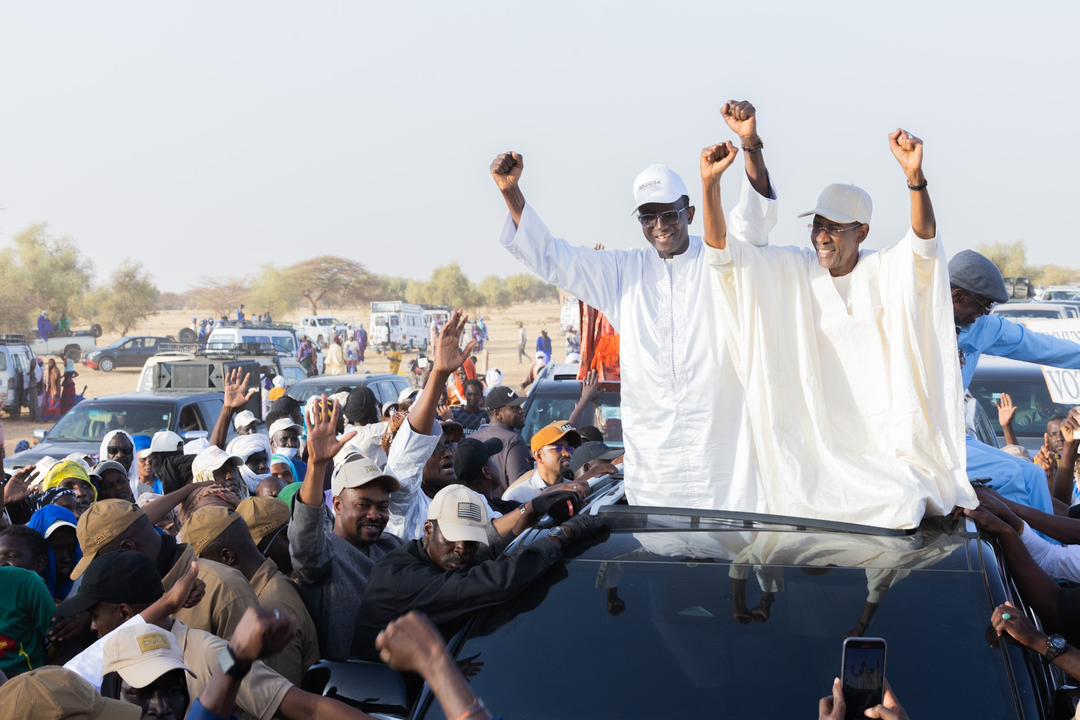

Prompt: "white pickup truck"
[29,326,101,362]
[294,316,349,345]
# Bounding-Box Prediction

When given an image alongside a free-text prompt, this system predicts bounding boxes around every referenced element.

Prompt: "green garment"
[57,315,71,333]
[0,566,55,676]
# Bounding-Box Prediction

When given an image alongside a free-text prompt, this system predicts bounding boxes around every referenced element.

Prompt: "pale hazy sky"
[1,1,1075,292]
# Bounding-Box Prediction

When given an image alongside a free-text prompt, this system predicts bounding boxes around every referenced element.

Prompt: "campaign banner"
[1023,319,1080,404]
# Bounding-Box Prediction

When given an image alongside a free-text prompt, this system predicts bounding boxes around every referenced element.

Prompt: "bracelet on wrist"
[907,179,928,191]
[741,139,764,153]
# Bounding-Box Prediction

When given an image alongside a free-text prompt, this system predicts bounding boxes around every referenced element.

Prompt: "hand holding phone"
[840,637,887,719]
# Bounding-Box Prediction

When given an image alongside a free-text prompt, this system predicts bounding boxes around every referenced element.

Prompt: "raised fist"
[722,100,758,141]
[889,128,924,180]
[490,151,523,191]
[700,142,739,183]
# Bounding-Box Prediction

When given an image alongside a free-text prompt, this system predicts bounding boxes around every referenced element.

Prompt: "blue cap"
[948,250,1009,304]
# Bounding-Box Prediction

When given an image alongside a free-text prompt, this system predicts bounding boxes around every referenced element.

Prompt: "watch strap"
[1044,634,1068,661]
[220,646,253,679]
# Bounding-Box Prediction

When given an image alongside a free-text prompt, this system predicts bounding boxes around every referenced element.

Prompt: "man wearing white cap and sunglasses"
[491,100,776,512]
[700,123,976,529]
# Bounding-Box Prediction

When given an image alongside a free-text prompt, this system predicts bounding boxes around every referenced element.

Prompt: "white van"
[0,336,37,419]
[205,322,299,357]
[370,301,427,351]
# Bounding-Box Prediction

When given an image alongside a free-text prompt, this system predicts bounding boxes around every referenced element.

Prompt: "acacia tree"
[89,261,160,335]
[194,278,249,318]
[286,256,375,315]
[248,265,302,316]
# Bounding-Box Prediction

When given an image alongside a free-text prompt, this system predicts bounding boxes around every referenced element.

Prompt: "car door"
[132,337,158,366]
[114,338,137,366]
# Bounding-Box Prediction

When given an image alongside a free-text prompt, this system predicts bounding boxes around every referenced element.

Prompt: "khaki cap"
[427,484,490,546]
[0,666,141,720]
[103,624,194,689]
[236,496,290,547]
[71,499,145,580]
[178,505,243,556]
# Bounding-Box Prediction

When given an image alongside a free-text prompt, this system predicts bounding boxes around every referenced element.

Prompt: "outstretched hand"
[432,310,478,375]
[721,100,758,141]
[223,367,257,411]
[305,396,357,464]
[700,142,739,184]
[888,128,924,182]
[3,465,35,506]
[996,393,1017,428]
[490,151,524,192]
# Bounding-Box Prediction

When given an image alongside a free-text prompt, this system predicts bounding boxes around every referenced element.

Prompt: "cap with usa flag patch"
[427,484,490,545]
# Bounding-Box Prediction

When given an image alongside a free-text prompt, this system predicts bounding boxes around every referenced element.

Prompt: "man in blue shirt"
[951,250,1080,512]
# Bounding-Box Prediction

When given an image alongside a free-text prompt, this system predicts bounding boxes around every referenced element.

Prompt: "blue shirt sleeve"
[187,699,235,720]
[961,315,1080,368]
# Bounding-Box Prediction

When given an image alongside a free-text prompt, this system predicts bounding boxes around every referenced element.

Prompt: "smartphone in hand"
[840,637,887,719]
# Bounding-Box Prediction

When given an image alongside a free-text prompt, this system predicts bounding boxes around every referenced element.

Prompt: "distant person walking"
[325,335,347,376]
[60,361,78,415]
[517,322,528,364]
[357,325,368,369]
[536,329,552,365]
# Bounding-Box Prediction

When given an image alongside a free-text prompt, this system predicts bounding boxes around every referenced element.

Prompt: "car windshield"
[421,525,1019,719]
[523,387,622,448]
[995,308,1061,319]
[969,376,1072,437]
[47,402,174,442]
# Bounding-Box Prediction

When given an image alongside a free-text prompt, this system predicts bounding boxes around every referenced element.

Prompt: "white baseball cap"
[798,183,873,225]
[398,387,420,404]
[427,485,490,545]
[233,410,258,430]
[631,164,689,212]
[147,431,184,455]
[330,454,401,497]
[268,418,302,438]
[191,446,241,477]
[103,625,193,690]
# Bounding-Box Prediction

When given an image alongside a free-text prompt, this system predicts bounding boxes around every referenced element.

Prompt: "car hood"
[4,440,102,472]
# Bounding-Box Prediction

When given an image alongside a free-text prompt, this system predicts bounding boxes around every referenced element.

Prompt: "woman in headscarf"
[59,361,78,415]
[26,505,82,601]
[39,461,97,517]
[43,358,62,420]
[98,430,137,496]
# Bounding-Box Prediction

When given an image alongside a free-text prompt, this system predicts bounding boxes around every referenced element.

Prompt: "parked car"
[4,391,224,473]
[0,336,37,419]
[1036,286,1080,302]
[29,326,101,362]
[992,302,1071,321]
[287,373,411,409]
[303,413,1059,719]
[205,321,299,357]
[969,355,1073,456]
[83,335,176,372]
[521,363,621,449]
[295,316,349,345]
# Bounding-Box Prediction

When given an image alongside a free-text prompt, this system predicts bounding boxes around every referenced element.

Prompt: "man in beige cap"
[356,483,609,656]
[0,665,140,720]
[182,505,318,685]
[70,499,257,640]
[236,495,292,575]
[700,125,976,529]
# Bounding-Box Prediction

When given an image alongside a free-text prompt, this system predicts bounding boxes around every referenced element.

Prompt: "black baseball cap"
[570,441,622,475]
[58,550,164,618]
[453,437,504,485]
[486,386,526,411]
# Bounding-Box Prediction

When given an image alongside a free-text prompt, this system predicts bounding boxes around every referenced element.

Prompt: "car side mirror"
[182,430,208,441]
[33,429,46,440]
[301,660,409,716]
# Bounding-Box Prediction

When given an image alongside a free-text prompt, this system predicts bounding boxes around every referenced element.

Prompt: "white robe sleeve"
[500,203,624,328]
[727,173,778,248]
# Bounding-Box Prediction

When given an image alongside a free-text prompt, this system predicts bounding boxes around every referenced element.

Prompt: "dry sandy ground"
[3,302,569,455]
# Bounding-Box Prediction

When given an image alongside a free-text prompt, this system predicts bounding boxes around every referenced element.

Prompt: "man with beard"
[950,250,1080,510]
[502,421,580,503]
[288,399,404,660]
[471,386,531,495]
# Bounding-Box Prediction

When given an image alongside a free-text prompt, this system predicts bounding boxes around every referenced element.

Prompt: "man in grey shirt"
[288,399,402,659]
[472,386,533,497]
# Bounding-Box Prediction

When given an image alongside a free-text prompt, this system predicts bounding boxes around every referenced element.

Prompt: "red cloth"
[577,302,620,381]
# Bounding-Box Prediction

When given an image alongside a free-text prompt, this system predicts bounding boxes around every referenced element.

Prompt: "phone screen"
[841,637,886,719]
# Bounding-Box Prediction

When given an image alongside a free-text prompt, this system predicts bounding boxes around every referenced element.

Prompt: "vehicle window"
[0,353,8,372]
[422,545,1018,720]
[283,366,307,384]
[522,388,622,448]
[198,399,224,431]
[390,316,399,327]
[143,338,157,349]
[120,339,137,350]
[969,377,1073,438]
[178,404,204,433]
[48,403,174,442]
[271,336,296,355]
[288,379,362,403]
[995,308,1061,319]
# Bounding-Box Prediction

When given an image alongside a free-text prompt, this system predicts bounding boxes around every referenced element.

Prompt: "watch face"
[1051,636,1068,652]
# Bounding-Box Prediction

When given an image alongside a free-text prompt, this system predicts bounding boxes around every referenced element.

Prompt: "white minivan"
[0,337,38,419]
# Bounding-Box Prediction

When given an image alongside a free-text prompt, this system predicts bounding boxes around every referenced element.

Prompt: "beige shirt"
[173,619,292,720]
[163,543,259,641]
[249,558,320,685]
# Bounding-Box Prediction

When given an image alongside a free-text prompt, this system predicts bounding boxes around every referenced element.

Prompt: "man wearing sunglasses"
[700,125,977,529]
[950,249,1080,511]
[491,100,776,511]
[502,421,581,504]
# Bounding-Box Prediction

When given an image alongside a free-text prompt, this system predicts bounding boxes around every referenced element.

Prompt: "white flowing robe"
[706,225,976,529]
[500,182,777,509]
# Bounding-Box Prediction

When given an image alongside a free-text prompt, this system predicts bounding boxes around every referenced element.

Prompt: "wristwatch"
[1044,634,1069,662]
[219,646,253,680]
